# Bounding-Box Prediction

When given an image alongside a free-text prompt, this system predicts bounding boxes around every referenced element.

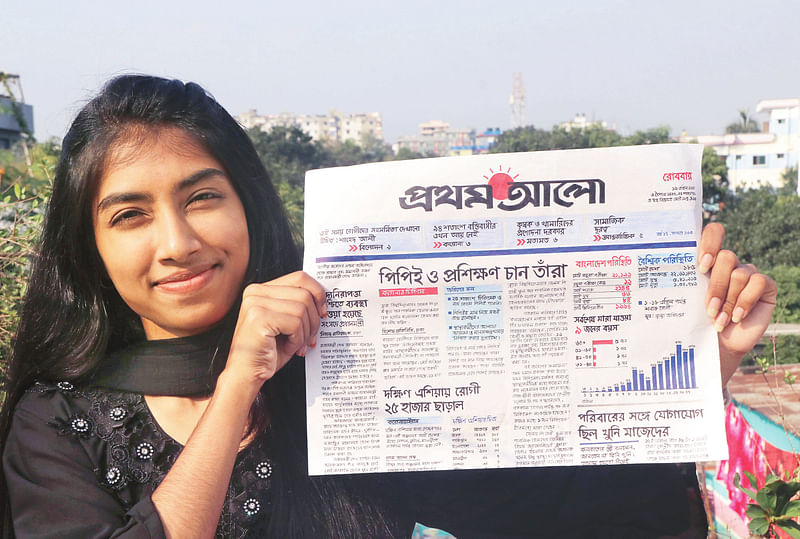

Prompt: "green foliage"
[718,185,800,268]
[767,266,800,324]
[247,126,394,247]
[0,144,55,367]
[726,109,761,134]
[741,336,800,367]
[248,126,324,189]
[0,138,59,192]
[319,138,388,167]
[393,147,433,161]
[321,134,392,166]
[701,146,729,209]
[489,124,671,154]
[779,166,798,196]
[735,472,800,537]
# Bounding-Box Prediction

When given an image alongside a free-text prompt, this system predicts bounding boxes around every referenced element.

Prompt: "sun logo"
[483,165,518,200]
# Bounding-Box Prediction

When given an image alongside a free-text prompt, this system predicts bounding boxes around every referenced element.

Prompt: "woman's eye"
[189,191,221,205]
[111,210,143,227]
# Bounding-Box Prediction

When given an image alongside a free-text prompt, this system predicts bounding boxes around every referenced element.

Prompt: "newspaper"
[302,143,728,476]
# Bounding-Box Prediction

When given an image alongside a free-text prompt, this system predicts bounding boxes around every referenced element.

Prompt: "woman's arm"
[697,223,778,386]
[151,271,326,538]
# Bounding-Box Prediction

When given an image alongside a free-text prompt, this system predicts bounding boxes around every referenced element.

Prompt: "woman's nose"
[155,212,202,262]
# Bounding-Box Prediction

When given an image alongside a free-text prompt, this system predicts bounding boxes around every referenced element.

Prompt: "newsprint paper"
[302,143,728,476]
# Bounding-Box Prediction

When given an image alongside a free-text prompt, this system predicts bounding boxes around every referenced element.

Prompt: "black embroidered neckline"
[90,327,231,396]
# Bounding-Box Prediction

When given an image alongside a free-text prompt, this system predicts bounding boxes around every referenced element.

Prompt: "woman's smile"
[92,128,250,339]
[153,263,219,293]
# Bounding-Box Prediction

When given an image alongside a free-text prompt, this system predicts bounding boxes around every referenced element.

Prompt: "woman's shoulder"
[13,381,141,429]
[12,381,93,425]
[8,381,182,496]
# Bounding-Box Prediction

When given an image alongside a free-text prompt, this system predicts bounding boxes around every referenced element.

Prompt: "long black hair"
[0,75,406,537]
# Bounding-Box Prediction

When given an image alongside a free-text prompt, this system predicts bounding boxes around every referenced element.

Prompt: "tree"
[766,265,800,324]
[701,146,729,219]
[725,109,760,134]
[247,126,395,246]
[778,165,798,196]
[490,124,670,154]
[718,185,800,267]
[489,125,555,153]
[621,126,671,145]
[248,126,324,188]
[393,147,430,161]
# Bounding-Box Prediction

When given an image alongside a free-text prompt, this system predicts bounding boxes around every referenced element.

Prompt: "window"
[778,153,785,159]
[778,119,786,124]
[753,155,766,166]
[735,155,742,160]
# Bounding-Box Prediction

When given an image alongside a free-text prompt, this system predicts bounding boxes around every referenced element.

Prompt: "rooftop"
[756,98,800,112]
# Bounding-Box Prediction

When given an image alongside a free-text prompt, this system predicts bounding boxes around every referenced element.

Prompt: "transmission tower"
[509,72,526,129]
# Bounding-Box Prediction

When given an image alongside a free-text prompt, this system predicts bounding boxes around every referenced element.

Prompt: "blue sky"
[4,0,799,143]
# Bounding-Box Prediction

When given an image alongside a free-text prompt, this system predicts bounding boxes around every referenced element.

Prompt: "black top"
[2,331,272,539]
[3,381,273,538]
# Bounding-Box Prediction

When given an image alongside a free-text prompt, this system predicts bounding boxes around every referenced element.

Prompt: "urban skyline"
[3,0,799,146]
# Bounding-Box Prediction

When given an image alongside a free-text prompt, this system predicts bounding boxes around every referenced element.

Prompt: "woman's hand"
[225,271,327,390]
[698,223,777,385]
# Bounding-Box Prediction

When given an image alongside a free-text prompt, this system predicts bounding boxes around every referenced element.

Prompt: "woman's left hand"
[698,223,778,386]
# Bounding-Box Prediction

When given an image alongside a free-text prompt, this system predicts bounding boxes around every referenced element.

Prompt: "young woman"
[0,75,408,538]
[0,73,778,538]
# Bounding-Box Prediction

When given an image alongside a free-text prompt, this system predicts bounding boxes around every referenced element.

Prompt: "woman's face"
[93,128,250,340]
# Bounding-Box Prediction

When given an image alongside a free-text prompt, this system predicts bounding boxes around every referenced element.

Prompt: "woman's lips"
[153,265,217,293]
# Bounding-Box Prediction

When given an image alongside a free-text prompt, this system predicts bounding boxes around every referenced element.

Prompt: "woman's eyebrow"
[96,192,152,213]
[96,168,227,213]
[174,168,227,193]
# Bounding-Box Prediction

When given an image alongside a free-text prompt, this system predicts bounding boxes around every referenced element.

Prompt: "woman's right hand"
[225,271,327,390]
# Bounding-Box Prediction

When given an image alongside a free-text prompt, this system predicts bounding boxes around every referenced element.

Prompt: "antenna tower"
[509,72,526,129]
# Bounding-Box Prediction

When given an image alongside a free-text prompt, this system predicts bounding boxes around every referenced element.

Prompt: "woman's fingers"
[242,285,317,348]
[227,272,327,384]
[699,224,766,331]
[697,222,725,274]
[264,270,328,319]
[705,250,743,330]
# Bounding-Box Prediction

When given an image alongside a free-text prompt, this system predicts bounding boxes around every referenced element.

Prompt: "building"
[680,98,800,190]
[0,96,34,150]
[393,121,501,157]
[475,128,502,154]
[559,113,610,132]
[236,109,383,145]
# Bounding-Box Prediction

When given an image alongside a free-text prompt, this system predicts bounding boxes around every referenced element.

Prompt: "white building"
[559,113,610,132]
[237,109,383,144]
[680,98,799,190]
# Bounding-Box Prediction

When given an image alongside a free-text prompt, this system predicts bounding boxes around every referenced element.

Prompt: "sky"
[3,0,800,144]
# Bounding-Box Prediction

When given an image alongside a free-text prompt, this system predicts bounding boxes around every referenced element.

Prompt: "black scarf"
[91,327,230,396]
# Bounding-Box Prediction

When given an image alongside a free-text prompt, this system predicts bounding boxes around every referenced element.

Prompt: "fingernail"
[698,253,713,274]
[298,346,308,357]
[311,337,317,348]
[322,304,328,318]
[714,311,729,333]
[707,297,722,318]
[732,307,745,324]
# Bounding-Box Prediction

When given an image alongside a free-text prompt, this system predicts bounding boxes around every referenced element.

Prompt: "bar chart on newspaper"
[303,144,727,475]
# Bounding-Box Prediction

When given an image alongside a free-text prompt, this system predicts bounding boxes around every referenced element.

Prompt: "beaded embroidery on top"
[33,381,273,538]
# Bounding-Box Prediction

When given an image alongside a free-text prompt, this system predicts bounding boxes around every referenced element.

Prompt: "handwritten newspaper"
[302,143,728,476]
